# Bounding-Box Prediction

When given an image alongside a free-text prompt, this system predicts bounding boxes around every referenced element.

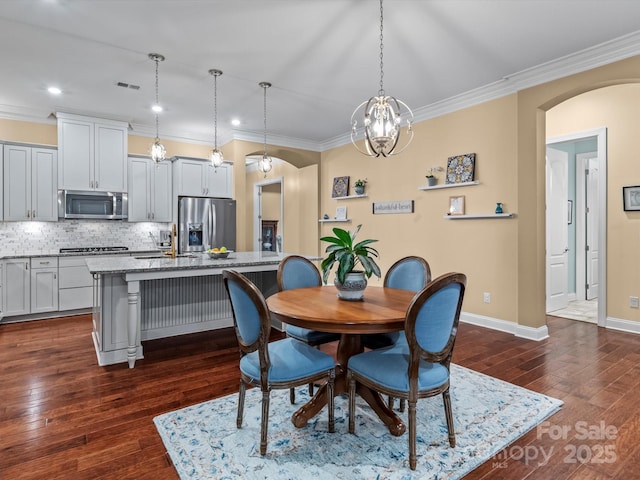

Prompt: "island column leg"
[127,279,140,368]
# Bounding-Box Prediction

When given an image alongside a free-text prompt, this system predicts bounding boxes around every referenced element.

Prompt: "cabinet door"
[3,259,30,316]
[31,148,58,221]
[31,268,59,313]
[205,163,232,198]
[3,145,31,221]
[177,160,205,196]
[95,123,127,192]
[58,117,94,190]
[152,161,172,221]
[128,157,151,222]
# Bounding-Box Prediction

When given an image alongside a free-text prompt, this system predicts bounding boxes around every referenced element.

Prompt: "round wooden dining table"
[267,285,416,436]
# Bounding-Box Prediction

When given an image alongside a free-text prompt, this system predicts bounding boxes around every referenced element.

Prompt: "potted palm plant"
[320,224,381,300]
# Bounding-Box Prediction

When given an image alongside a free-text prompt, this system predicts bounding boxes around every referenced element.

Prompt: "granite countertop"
[85,251,305,275]
[0,248,162,259]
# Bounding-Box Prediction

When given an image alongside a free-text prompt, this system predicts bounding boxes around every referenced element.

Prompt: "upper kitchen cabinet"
[3,144,58,221]
[128,156,172,222]
[172,157,232,198]
[57,113,128,192]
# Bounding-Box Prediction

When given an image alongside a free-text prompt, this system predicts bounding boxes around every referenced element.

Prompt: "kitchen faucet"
[163,224,177,258]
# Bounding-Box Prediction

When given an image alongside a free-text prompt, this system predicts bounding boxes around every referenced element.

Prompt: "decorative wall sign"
[623,185,640,211]
[372,200,414,215]
[446,153,476,184]
[332,176,349,197]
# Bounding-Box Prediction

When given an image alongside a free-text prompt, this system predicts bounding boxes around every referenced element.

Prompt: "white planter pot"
[334,271,367,301]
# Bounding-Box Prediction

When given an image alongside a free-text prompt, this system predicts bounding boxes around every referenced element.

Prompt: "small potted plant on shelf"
[320,224,381,301]
[426,168,438,186]
[354,178,367,195]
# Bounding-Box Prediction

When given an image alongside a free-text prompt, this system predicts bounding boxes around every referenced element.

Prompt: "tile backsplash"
[0,220,172,254]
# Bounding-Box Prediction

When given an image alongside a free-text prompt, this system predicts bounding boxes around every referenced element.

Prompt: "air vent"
[116,82,141,90]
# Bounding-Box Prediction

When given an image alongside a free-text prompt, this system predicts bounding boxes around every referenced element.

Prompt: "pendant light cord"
[378,0,385,96]
[154,56,160,140]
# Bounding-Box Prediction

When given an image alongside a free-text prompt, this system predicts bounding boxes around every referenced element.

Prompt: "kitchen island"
[86,251,298,367]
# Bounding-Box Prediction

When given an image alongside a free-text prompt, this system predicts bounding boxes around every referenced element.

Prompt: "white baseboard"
[604,316,640,334]
[460,312,549,341]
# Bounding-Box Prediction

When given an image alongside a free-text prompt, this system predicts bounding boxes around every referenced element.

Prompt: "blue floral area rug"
[153,364,562,479]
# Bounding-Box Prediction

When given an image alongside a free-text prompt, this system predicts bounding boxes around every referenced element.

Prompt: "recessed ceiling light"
[231,118,241,127]
[152,104,163,113]
[47,86,62,95]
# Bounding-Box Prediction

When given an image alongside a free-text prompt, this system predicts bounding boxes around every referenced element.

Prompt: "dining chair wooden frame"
[223,269,336,456]
[347,272,466,470]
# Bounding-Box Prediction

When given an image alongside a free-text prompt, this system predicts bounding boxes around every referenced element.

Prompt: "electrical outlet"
[630,296,639,308]
[483,292,491,304]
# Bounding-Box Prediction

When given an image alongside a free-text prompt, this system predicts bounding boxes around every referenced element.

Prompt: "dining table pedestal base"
[290,333,406,437]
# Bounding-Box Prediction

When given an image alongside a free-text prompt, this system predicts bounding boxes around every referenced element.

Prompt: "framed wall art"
[448,195,465,216]
[623,185,640,211]
[446,153,476,184]
[332,176,349,198]
[335,206,347,220]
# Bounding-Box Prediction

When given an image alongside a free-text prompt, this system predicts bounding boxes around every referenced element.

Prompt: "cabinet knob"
[32,210,36,218]
[96,181,99,188]
[26,211,30,218]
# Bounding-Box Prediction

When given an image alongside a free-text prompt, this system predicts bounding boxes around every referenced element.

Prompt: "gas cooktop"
[59,246,129,253]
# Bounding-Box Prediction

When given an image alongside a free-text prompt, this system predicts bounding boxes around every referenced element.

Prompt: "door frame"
[253,176,284,252]
[546,127,607,327]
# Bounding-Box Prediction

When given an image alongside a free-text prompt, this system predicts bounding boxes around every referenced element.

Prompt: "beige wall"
[320,95,520,320]
[547,84,640,322]
[0,118,57,145]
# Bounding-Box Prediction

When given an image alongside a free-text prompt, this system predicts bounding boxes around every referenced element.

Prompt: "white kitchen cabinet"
[30,257,59,313]
[172,157,232,198]
[0,145,3,221]
[128,156,172,222]
[59,256,93,310]
[3,144,58,221]
[3,258,30,316]
[57,113,128,192]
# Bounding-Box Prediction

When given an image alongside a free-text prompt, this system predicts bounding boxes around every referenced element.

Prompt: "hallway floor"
[548,299,597,323]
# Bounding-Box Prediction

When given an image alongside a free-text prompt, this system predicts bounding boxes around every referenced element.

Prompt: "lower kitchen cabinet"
[58,256,93,310]
[3,258,31,316]
[31,257,59,313]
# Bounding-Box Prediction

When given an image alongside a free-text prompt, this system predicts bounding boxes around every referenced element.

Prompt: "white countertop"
[85,251,316,275]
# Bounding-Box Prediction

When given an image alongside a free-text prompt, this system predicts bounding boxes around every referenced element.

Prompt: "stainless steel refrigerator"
[178,197,236,254]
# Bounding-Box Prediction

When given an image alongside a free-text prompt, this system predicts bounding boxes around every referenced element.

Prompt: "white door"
[586,158,599,300]
[546,147,569,312]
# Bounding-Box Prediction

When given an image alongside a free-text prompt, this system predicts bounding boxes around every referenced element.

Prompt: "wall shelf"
[332,194,368,200]
[443,213,514,220]
[419,181,480,191]
[319,219,351,223]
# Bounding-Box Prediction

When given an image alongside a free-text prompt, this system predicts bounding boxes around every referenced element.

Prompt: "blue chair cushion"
[240,337,335,383]
[348,342,449,392]
[285,324,339,345]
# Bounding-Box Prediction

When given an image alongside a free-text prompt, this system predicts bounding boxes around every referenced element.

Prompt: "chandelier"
[209,69,224,168]
[148,53,166,163]
[258,81,273,175]
[350,0,413,157]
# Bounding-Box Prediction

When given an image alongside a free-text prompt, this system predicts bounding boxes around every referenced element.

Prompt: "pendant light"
[149,53,166,163]
[350,0,413,157]
[258,81,273,176]
[209,69,224,168]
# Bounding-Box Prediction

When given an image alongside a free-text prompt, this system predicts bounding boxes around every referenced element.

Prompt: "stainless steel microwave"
[58,190,128,220]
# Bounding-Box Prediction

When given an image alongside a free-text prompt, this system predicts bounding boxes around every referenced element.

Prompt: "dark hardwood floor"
[1,314,639,479]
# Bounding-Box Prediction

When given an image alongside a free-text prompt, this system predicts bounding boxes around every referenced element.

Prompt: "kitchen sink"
[134,254,195,259]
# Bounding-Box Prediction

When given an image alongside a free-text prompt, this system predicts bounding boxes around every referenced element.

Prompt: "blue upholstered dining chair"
[347,272,466,470]
[223,269,336,456]
[362,256,431,411]
[277,255,340,403]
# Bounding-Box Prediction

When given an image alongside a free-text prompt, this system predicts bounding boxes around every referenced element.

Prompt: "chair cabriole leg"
[348,371,356,434]
[260,389,270,455]
[443,389,456,447]
[327,368,335,433]
[237,379,246,428]
[408,400,417,470]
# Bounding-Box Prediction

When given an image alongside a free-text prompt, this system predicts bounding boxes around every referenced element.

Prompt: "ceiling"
[2,0,640,153]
